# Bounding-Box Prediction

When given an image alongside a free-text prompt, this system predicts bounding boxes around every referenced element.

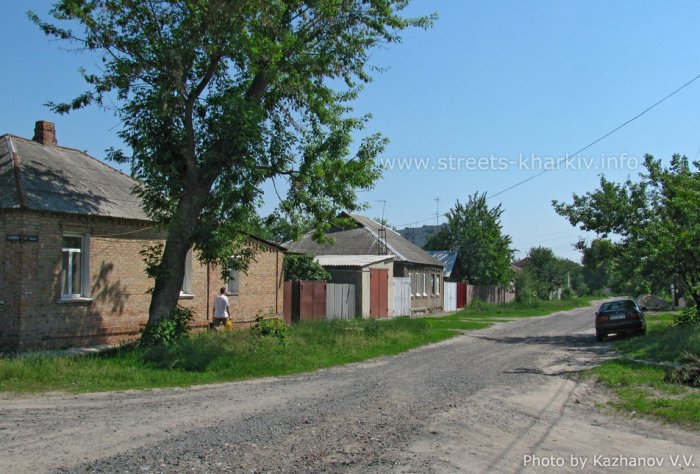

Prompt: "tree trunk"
[146,187,207,329]
[680,274,700,309]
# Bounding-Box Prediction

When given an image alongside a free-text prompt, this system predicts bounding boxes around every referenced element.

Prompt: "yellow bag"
[224,319,233,330]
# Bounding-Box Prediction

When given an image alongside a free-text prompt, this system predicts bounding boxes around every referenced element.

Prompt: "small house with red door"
[286,213,444,316]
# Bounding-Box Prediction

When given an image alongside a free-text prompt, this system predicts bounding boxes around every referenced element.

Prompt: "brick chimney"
[33,120,57,146]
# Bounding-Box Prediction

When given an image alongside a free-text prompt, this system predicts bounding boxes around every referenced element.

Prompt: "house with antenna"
[286,213,444,316]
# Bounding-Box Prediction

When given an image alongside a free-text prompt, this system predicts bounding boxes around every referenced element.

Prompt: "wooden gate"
[393,277,411,317]
[443,281,457,312]
[456,282,467,309]
[326,283,356,320]
[369,268,389,319]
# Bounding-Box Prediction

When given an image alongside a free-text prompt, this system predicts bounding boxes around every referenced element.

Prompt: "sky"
[2,1,700,262]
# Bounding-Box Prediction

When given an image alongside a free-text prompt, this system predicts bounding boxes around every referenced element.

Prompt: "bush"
[561,287,576,300]
[664,353,700,388]
[251,316,289,344]
[140,305,194,347]
[674,306,700,327]
[514,271,538,304]
[469,297,487,311]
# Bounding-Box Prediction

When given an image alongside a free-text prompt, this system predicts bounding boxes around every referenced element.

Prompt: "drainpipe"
[275,252,279,314]
[206,263,210,321]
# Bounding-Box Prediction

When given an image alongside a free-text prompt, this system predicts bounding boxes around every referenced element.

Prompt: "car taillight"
[626,311,639,319]
[597,315,609,322]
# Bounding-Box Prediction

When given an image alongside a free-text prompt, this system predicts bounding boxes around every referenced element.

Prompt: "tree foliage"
[521,246,584,300]
[424,193,514,286]
[283,254,330,281]
[576,239,617,293]
[31,1,434,334]
[553,154,700,307]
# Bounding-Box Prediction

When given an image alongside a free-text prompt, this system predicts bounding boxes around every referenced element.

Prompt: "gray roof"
[0,135,148,221]
[427,250,458,278]
[286,213,443,267]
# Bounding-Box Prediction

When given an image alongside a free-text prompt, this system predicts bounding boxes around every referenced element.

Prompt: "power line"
[488,72,700,200]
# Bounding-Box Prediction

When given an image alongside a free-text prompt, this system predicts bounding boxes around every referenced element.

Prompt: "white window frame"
[434,273,440,296]
[422,273,428,297]
[227,268,240,295]
[180,248,194,297]
[60,233,90,300]
[408,272,414,297]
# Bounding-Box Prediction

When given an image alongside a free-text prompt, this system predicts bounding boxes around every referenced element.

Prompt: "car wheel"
[596,331,605,342]
[640,328,646,336]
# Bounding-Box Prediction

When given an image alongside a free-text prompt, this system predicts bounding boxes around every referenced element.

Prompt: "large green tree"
[575,238,616,293]
[553,154,700,307]
[424,193,514,286]
[33,1,433,334]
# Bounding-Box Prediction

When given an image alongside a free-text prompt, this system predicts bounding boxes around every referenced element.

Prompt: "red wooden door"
[456,282,467,309]
[370,268,389,319]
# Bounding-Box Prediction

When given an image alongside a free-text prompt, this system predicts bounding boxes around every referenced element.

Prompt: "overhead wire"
[488,72,700,200]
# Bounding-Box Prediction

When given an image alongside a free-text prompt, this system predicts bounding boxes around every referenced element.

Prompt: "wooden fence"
[284,281,357,322]
[443,283,515,312]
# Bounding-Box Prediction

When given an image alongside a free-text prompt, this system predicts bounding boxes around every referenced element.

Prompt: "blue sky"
[2,1,700,261]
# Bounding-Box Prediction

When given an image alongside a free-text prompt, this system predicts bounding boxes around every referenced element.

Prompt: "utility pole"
[434,197,440,227]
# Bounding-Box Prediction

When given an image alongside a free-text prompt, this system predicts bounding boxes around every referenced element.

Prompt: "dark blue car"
[595,299,646,341]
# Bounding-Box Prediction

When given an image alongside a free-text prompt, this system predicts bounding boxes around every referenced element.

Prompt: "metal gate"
[393,277,411,317]
[369,268,389,319]
[326,283,356,320]
[284,280,326,323]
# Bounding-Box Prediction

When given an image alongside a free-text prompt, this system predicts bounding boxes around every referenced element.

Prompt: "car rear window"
[600,300,637,312]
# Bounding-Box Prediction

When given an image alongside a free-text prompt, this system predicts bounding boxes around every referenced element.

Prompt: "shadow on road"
[468,333,597,348]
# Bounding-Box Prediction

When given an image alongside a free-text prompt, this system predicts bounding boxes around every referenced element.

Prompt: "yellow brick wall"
[0,210,284,351]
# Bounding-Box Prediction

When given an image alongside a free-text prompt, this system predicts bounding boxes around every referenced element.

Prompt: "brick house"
[0,121,284,352]
[287,213,444,315]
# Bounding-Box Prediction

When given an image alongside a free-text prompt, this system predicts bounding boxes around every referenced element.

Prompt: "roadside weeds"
[581,312,700,429]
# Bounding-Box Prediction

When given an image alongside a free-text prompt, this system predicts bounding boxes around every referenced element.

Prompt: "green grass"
[441,295,600,320]
[0,297,597,394]
[614,313,700,362]
[585,312,700,428]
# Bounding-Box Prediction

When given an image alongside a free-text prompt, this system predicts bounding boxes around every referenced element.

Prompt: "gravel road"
[2,303,699,473]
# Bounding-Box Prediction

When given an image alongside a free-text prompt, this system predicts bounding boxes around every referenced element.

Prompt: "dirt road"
[1,303,699,473]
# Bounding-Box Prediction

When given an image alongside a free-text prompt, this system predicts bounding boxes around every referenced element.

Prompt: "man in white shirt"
[212,287,230,328]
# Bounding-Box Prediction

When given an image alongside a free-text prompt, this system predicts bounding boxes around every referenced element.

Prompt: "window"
[423,273,428,296]
[61,234,89,299]
[227,269,240,295]
[408,272,414,297]
[180,248,193,296]
[433,273,440,296]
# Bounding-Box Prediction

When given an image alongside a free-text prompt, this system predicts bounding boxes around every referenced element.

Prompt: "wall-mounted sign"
[5,234,39,242]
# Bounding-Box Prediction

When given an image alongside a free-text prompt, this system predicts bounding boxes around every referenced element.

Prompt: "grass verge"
[442,295,601,320]
[583,312,700,428]
[0,297,596,394]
